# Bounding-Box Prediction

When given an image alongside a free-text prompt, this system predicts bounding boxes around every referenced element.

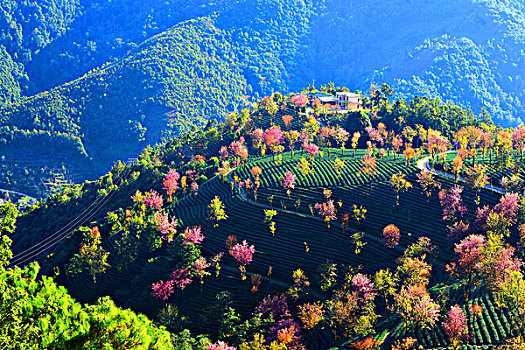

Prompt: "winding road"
[416,151,506,195]
[0,188,38,206]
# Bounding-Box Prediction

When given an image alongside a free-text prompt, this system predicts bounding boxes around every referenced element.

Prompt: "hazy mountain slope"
[302,0,525,126]
[0,17,250,196]
[0,46,21,106]
[25,0,228,93]
[0,0,83,100]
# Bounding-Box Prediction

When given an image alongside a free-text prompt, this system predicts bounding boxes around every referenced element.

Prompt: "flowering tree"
[446,234,486,299]
[163,169,180,202]
[171,268,193,289]
[255,294,291,321]
[183,226,204,245]
[150,211,177,242]
[298,302,324,329]
[265,126,284,151]
[281,171,296,197]
[207,341,236,350]
[365,126,384,148]
[151,280,175,301]
[475,192,519,237]
[335,127,350,154]
[425,129,449,159]
[351,337,382,350]
[302,142,320,166]
[290,94,308,108]
[395,285,440,330]
[229,137,248,164]
[282,114,293,129]
[512,125,525,159]
[389,172,413,206]
[443,305,468,349]
[360,154,378,190]
[439,186,467,221]
[403,147,416,165]
[314,200,337,228]
[208,196,228,227]
[251,128,265,155]
[382,224,400,249]
[416,170,441,197]
[193,257,211,284]
[352,273,377,302]
[391,135,403,158]
[494,192,519,227]
[324,287,379,338]
[231,240,255,279]
[144,190,163,210]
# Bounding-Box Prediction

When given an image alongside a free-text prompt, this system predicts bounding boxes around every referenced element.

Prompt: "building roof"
[308,92,333,98]
[318,96,337,103]
[336,92,361,98]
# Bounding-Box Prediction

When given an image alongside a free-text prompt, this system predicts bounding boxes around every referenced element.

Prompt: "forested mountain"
[0,0,523,196]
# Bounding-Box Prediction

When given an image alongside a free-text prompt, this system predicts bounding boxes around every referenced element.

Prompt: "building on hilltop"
[307,92,361,111]
[335,92,361,110]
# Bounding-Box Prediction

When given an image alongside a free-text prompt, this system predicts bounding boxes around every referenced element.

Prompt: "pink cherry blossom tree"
[290,94,308,108]
[231,240,255,265]
[207,341,236,350]
[281,171,296,198]
[231,240,255,280]
[171,268,193,289]
[439,186,467,221]
[163,169,180,202]
[150,211,177,242]
[144,190,163,210]
[443,305,468,348]
[151,279,175,301]
[314,200,337,228]
[183,226,204,245]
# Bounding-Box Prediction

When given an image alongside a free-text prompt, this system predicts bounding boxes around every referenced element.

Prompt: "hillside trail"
[417,151,506,195]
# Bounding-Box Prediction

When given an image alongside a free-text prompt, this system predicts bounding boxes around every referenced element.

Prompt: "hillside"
[7,92,525,349]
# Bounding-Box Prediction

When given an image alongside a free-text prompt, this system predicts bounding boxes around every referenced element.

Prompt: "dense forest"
[0,0,523,196]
